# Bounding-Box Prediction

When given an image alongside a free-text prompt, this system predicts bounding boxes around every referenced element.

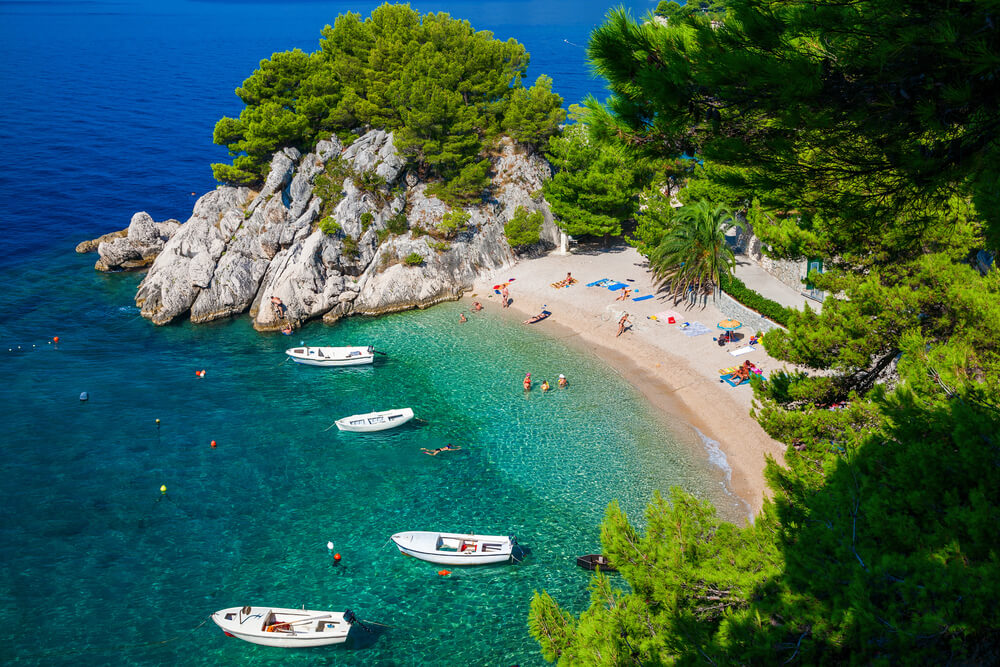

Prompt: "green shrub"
[429,241,451,253]
[717,273,794,326]
[504,206,544,249]
[360,211,374,232]
[403,252,424,266]
[313,158,353,219]
[438,208,471,239]
[386,212,408,236]
[376,228,391,244]
[319,216,342,235]
[341,235,359,258]
[355,170,387,192]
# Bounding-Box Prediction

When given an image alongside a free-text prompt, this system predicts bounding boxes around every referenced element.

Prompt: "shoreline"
[467,246,786,518]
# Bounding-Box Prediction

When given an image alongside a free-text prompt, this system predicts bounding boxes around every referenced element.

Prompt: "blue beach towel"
[632,294,654,302]
[721,373,766,387]
[606,282,628,291]
[586,278,609,287]
[679,321,711,337]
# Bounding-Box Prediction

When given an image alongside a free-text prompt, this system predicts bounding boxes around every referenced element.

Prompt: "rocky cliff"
[78,131,553,330]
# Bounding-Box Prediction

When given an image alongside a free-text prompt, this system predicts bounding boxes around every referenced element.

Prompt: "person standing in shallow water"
[558,374,568,388]
[523,372,531,391]
[501,285,509,308]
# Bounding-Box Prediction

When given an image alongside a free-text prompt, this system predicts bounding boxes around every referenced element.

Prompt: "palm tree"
[649,200,736,298]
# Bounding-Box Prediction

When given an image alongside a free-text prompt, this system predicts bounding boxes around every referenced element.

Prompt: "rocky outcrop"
[86,130,554,330]
[77,212,181,271]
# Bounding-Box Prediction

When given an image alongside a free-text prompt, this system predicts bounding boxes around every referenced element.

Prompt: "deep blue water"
[0,1,742,664]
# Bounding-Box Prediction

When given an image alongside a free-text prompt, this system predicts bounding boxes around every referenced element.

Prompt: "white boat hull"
[391,531,515,565]
[212,606,354,648]
[285,346,374,367]
[336,408,415,432]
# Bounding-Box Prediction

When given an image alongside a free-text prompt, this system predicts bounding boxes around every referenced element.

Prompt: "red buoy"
[53,336,60,343]
[438,569,451,576]
[334,553,342,562]
[210,440,217,448]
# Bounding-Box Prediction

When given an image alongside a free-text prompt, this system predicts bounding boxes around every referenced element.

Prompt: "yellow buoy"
[160,485,167,494]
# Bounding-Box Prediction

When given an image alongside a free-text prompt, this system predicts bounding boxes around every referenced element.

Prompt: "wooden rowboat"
[576,554,617,572]
[335,408,414,432]
[285,345,374,367]
[391,531,517,565]
[211,606,359,647]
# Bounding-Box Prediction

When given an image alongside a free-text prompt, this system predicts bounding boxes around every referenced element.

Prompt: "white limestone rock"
[135,186,250,324]
[341,130,405,183]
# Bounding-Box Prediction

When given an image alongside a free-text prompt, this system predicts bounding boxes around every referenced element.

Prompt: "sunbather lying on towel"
[728,361,758,385]
[551,272,577,289]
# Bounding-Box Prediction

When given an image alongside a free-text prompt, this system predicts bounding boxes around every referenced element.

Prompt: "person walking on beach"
[617,312,630,337]
[501,285,509,308]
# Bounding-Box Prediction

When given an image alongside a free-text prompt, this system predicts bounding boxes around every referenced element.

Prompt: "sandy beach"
[467,245,787,517]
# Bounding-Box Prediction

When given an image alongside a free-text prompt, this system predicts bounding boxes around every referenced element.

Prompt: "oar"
[281,613,335,627]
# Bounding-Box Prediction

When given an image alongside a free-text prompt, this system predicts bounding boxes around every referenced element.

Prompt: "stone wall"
[733,223,808,292]
[704,290,787,333]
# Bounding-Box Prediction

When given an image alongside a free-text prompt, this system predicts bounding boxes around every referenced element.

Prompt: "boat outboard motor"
[343,609,357,626]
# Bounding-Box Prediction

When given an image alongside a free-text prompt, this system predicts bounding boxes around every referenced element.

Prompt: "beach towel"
[679,321,711,337]
[650,310,682,324]
[586,278,609,287]
[632,294,654,302]
[729,345,756,357]
[721,372,765,386]
[606,282,628,291]
[720,364,762,375]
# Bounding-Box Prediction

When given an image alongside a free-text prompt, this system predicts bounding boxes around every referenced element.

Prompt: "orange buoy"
[438,569,451,576]
[334,553,342,562]
[53,336,59,343]
[210,440,217,448]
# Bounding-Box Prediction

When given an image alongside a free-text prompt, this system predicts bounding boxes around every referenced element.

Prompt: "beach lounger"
[729,345,756,356]
[632,294,653,302]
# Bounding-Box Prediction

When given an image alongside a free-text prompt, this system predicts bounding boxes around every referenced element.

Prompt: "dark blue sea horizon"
[0,2,743,664]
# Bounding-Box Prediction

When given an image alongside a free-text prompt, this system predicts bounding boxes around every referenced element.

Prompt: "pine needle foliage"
[530,0,1000,662]
[212,3,565,195]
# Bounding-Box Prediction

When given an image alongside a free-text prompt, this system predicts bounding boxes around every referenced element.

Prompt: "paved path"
[732,254,823,312]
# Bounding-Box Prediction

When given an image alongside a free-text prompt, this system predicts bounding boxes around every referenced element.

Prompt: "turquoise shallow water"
[1,253,741,665]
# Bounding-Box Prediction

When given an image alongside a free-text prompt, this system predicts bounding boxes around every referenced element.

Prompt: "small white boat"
[211,606,358,648]
[390,531,517,565]
[336,407,415,432]
[285,345,375,367]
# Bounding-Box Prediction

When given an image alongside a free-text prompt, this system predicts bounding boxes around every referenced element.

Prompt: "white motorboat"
[285,345,375,367]
[211,605,358,648]
[390,531,517,565]
[336,407,415,432]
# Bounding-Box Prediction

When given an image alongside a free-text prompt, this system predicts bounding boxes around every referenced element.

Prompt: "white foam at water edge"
[694,427,754,522]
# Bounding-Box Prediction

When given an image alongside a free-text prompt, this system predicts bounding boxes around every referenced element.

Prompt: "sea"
[0,1,745,664]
